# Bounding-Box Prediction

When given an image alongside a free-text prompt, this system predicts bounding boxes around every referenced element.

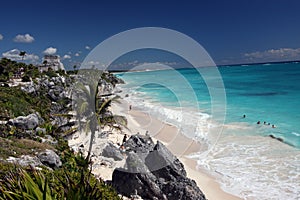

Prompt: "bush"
[0,153,122,200]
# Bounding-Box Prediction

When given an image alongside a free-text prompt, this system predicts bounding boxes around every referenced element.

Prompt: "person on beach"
[122,134,127,145]
[129,105,132,111]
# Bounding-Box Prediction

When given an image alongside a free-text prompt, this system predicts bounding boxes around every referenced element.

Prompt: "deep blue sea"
[116,62,300,199]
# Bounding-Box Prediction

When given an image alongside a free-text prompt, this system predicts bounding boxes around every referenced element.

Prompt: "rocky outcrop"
[112,135,206,200]
[113,152,166,199]
[6,155,42,168]
[102,142,124,161]
[8,112,44,130]
[38,149,62,169]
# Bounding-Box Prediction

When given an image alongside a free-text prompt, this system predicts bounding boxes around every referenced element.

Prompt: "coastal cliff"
[0,59,206,199]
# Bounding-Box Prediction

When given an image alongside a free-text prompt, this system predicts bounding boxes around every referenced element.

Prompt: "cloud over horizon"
[2,49,39,63]
[13,34,35,43]
[43,47,57,55]
[0,34,3,40]
[244,48,300,62]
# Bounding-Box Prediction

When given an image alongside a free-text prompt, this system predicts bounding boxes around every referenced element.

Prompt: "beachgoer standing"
[122,134,127,144]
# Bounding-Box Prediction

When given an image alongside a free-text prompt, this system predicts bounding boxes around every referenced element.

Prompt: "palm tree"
[19,51,26,60]
[73,69,126,163]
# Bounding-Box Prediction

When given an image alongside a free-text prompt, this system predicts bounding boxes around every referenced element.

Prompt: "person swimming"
[257,121,261,124]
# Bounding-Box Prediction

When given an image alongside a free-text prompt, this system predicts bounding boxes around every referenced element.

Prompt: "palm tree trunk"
[86,130,94,162]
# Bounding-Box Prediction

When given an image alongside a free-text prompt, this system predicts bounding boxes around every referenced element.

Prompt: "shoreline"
[111,98,242,200]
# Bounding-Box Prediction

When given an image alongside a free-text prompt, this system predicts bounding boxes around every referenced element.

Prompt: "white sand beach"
[68,97,241,200]
[111,99,242,200]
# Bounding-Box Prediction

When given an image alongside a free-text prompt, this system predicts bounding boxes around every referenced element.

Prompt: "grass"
[0,138,54,159]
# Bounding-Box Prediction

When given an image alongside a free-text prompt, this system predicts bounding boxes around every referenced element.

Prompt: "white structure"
[39,55,65,72]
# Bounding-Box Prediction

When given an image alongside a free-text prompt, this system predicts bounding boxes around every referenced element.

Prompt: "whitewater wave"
[117,84,300,200]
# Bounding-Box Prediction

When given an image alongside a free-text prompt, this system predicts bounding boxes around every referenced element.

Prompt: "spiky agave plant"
[0,167,57,200]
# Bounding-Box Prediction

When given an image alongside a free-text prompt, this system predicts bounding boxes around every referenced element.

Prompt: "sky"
[0,0,300,69]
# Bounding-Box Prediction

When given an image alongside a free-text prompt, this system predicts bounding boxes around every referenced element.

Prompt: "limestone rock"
[112,152,165,200]
[112,134,207,200]
[38,149,62,169]
[8,113,43,130]
[102,142,123,161]
[6,155,42,168]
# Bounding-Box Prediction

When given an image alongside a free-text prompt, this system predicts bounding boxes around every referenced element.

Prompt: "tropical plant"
[19,51,26,61]
[0,168,57,200]
[0,156,121,200]
[55,155,121,200]
[73,69,126,162]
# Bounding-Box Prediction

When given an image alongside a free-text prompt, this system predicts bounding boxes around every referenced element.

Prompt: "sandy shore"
[111,99,242,200]
[68,96,242,199]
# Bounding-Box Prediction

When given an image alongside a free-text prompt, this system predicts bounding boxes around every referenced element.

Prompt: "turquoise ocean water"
[116,62,300,199]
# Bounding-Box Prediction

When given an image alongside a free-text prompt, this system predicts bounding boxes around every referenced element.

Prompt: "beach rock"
[102,142,123,161]
[112,134,206,200]
[123,134,156,163]
[145,141,186,175]
[8,112,43,130]
[38,149,62,169]
[112,152,166,200]
[124,134,155,154]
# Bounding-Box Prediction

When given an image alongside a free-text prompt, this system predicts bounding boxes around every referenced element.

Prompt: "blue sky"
[0,0,300,69]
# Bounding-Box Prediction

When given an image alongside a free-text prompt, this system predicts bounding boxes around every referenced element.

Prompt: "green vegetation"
[0,138,54,159]
[74,69,126,161]
[0,59,123,199]
[0,85,52,123]
[0,156,121,199]
[0,58,41,82]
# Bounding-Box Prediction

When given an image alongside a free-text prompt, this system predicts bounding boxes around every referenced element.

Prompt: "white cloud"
[43,47,57,55]
[63,54,71,59]
[87,61,100,65]
[13,33,35,43]
[85,45,91,50]
[244,48,300,62]
[2,49,39,63]
[75,53,80,57]
[0,34,3,40]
